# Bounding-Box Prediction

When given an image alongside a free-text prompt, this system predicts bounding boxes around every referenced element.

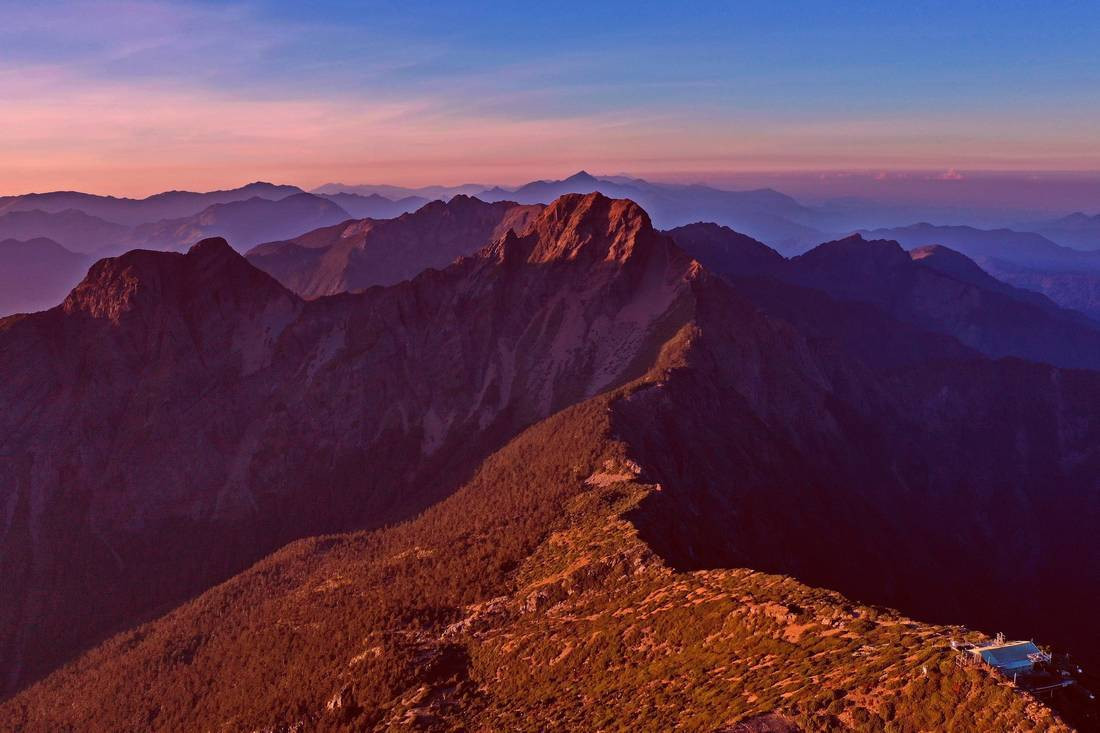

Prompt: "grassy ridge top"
[0,353,1070,731]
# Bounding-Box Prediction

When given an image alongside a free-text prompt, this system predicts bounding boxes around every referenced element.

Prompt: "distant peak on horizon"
[3,181,304,202]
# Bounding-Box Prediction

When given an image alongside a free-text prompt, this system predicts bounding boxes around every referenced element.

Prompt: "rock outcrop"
[247,195,542,297]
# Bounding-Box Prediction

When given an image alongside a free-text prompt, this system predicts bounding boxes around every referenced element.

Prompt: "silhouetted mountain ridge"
[1026,211,1100,251]
[315,191,429,219]
[864,222,1100,320]
[0,209,130,254]
[0,182,304,227]
[478,171,828,252]
[246,195,542,298]
[126,193,351,254]
[670,227,1100,368]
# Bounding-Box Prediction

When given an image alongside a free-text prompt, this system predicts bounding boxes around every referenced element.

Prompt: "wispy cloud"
[1,1,1098,194]
[0,65,660,193]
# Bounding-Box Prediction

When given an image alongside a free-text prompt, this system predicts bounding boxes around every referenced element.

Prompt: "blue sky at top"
[0,0,1097,194]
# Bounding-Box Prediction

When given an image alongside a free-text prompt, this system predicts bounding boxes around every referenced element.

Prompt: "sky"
[1,0,1099,196]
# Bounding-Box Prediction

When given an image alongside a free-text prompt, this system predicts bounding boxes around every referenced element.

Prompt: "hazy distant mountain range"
[0,182,305,227]
[312,180,490,200]
[474,171,827,252]
[315,170,841,252]
[669,225,1100,369]
[314,191,429,219]
[0,209,130,254]
[1024,212,1100,251]
[128,193,352,253]
[315,170,1100,260]
[0,184,422,258]
[862,223,1100,320]
[2,174,1100,324]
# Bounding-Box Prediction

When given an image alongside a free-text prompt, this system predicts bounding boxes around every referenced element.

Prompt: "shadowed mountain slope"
[246,195,542,298]
[0,194,695,695]
[909,243,1058,308]
[671,225,1100,369]
[0,379,1078,731]
[789,235,1100,367]
[665,222,785,278]
[862,223,1100,320]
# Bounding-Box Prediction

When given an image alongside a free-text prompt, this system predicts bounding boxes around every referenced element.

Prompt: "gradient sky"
[2,0,1099,196]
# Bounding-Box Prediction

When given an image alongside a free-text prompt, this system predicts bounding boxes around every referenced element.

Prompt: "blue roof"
[978,641,1041,671]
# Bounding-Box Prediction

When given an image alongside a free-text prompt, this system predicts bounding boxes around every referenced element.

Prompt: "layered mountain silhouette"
[663,222,785,277]
[316,191,430,219]
[0,238,90,316]
[863,223,1100,271]
[0,209,130,254]
[1027,212,1100,251]
[478,171,828,252]
[669,226,1100,369]
[909,243,1057,306]
[1,195,1097,730]
[0,181,304,227]
[312,180,490,200]
[0,184,367,316]
[863,223,1100,321]
[127,193,351,254]
[246,195,541,297]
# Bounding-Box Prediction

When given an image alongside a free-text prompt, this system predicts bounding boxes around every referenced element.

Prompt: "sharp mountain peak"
[564,169,598,182]
[493,192,660,265]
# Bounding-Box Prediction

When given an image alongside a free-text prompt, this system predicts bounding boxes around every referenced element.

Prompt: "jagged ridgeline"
[1,194,1097,730]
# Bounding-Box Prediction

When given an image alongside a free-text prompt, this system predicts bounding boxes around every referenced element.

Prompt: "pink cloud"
[1,69,1097,195]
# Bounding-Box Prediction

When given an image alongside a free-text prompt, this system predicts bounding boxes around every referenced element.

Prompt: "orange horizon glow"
[4,66,1099,199]
[3,3,1099,199]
